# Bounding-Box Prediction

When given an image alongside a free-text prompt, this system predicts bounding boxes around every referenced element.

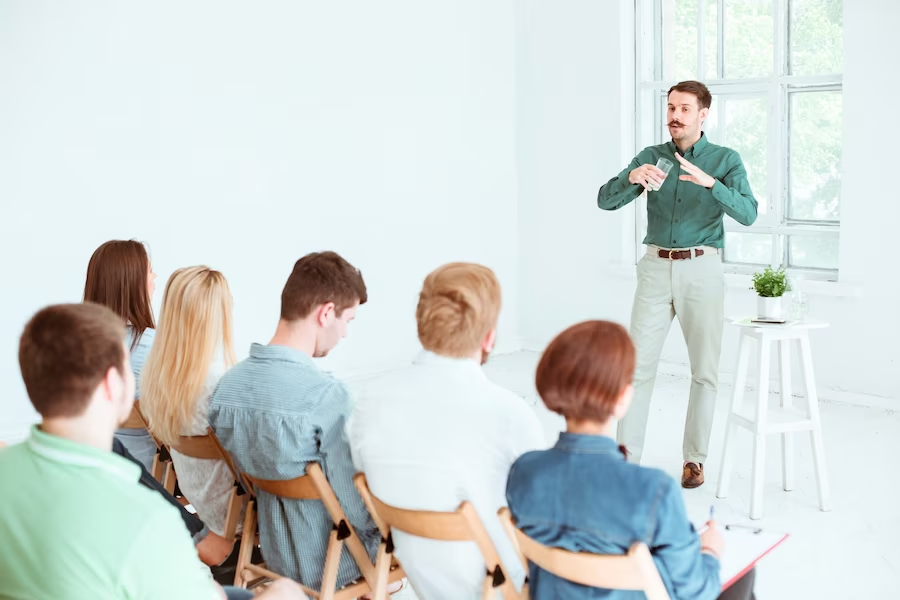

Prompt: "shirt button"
[678,198,682,202]
[675,219,679,223]
[673,240,677,244]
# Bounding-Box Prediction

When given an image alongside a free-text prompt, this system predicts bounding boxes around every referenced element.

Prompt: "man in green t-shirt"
[598,80,758,488]
[0,302,305,600]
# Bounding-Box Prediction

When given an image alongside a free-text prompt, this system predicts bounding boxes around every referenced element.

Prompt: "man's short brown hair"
[19,303,127,419]
[668,80,712,110]
[416,263,501,358]
[536,320,635,423]
[281,251,367,321]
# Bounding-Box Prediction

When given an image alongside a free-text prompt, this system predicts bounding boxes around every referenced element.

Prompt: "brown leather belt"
[658,248,704,260]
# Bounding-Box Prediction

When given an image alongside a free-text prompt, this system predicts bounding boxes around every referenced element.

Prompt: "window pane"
[662,0,698,81]
[790,0,843,75]
[704,0,720,79]
[789,91,842,221]
[788,235,839,270]
[724,232,772,265]
[724,0,774,78]
[705,95,768,213]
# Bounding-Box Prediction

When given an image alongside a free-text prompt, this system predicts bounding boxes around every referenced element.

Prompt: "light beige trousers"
[617,249,725,464]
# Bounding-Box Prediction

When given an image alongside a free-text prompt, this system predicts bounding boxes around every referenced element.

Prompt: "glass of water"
[788,274,809,321]
[652,157,674,191]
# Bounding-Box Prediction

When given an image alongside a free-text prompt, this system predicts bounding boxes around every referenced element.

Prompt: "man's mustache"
[668,121,685,128]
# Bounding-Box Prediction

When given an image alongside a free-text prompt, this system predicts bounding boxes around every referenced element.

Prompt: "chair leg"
[799,334,832,512]
[222,487,242,543]
[233,499,258,587]
[717,333,750,499]
[750,336,771,521]
[163,462,176,495]
[481,575,497,600]
[151,453,163,483]
[371,541,392,600]
[778,339,795,492]
[320,532,343,600]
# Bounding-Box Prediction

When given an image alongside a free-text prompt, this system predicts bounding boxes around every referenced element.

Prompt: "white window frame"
[634,0,842,280]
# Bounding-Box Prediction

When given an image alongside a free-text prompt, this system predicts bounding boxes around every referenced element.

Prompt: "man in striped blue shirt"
[209,251,379,592]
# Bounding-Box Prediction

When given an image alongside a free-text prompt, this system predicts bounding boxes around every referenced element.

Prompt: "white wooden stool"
[716,317,832,520]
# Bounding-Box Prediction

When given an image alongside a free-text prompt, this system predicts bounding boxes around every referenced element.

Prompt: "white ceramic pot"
[757,296,784,319]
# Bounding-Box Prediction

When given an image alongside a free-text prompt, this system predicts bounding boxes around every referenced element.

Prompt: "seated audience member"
[0,302,306,600]
[348,262,545,599]
[209,252,394,593]
[83,239,158,470]
[141,266,240,547]
[112,436,234,567]
[506,320,756,600]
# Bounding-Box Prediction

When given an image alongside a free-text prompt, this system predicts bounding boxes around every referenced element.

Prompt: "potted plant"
[751,267,789,319]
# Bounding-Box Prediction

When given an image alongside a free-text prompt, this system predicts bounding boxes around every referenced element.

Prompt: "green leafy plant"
[751,267,790,298]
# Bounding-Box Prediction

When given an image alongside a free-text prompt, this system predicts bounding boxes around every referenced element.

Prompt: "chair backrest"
[497,508,670,600]
[122,400,149,429]
[243,463,378,588]
[169,428,246,489]
[242,468,320,500]
[354,473,520,599]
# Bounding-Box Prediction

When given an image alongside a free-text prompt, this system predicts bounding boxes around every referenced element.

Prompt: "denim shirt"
[506,433,720,599]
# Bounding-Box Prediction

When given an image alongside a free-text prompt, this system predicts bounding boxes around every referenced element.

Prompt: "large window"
[635,0,843,278]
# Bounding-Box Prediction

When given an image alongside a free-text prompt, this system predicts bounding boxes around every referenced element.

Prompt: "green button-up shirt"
[597,133,758,249]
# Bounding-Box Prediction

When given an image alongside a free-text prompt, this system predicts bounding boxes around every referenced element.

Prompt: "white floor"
[393,350,900,599]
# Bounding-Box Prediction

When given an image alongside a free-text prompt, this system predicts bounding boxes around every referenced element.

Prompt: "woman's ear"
[613,384,634,420]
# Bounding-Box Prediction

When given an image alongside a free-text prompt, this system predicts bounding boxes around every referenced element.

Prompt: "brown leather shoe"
[682,462,704,488]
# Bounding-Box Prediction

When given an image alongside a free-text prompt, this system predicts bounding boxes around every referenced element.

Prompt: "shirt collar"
[26,426,141,483]
[554,432,626,458]
[412,349,486,377]
[249,342,316,367]
[671,131,708,158]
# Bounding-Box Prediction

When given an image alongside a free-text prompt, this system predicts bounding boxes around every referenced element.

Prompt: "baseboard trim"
[520,338,895,411]
[655,360,896,411]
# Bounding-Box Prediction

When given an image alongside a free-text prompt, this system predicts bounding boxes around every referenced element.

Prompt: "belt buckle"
[669,249,677,260]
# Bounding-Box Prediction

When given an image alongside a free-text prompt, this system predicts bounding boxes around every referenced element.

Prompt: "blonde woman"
[141,266,238,543]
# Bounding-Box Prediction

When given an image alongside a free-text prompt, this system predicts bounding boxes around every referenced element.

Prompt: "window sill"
[724,273,862,298]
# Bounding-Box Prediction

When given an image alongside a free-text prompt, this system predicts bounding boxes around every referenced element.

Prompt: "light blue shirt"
[208,343,379,591]
[126,326,155,400]
[115,327,157,471]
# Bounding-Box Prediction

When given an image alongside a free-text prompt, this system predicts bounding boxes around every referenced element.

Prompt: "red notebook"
[718,525,789,590]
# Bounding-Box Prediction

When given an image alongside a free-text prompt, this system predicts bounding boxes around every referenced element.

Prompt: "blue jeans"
[114,428,156,471]
[224,587,254,600]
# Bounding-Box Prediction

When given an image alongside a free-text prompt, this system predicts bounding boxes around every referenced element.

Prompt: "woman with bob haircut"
[505,320,756,600]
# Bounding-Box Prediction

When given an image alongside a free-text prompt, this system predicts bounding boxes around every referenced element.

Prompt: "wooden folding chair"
[123,400,173,486]
[237,463,405,599]
[354,473,521,600]
[167,427,248,543]
[497,508,670,600]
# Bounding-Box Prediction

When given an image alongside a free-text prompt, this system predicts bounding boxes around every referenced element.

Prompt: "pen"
[709,505,715,522]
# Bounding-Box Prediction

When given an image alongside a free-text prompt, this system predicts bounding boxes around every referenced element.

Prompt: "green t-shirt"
[0,426,220,600]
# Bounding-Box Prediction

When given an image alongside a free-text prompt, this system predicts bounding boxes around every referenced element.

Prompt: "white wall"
[516,0,637,343]
[0,0,519,440]
[517,0,900,403]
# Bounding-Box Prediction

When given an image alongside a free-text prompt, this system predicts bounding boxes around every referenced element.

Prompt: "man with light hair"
[348,262,545,600]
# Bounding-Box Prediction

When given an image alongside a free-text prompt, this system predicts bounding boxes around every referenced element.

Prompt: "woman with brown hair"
[506,320,756,600]
[83,239,157,469]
